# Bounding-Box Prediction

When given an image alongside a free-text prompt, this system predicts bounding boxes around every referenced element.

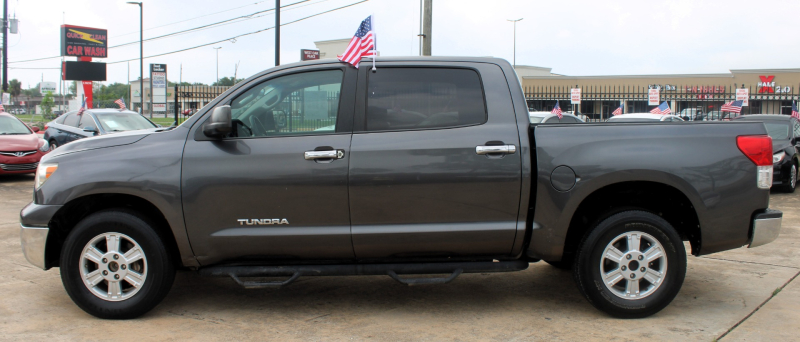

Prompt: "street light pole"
[213,47,222,84]
[127,2,142,115]
[275,0,280,66]
[507,18,523,68]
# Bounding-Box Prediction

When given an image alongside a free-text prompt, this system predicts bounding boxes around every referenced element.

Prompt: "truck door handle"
[304,150,344,160]
[475,145,516,155]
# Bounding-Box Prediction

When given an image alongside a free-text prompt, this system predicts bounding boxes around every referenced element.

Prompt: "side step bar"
[198,260,530,288]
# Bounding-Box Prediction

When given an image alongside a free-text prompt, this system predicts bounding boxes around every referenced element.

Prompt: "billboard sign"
[60,25,107,58]
[735,88,749,106]
[150,64,167,113]
[648,88,660,106]
[40,82,57,94]
[301,49,320,61]
[62,61,107,81]
[570,88,581,104]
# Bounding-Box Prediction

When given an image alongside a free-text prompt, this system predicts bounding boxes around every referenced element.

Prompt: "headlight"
[34,163,58,189]
[773,151,785,164]
[38,139,49,152]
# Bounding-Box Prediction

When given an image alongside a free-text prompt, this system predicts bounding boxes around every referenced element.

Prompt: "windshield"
[529,116,545,123]
[0,116,32,134]
[764,122,790,140]
[95,113,157,132]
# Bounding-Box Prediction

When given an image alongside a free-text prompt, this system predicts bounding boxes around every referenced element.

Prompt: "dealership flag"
[650,101,671,115]
[338,15,375,69]
[792,101,799,119]
[77,99,86,115]
[721,100,743,114]
[114,97,127,111]
[551,101,563,119]
[612,104,623,116]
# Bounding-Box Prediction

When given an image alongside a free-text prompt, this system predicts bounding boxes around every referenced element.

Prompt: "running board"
[198,260,529,288]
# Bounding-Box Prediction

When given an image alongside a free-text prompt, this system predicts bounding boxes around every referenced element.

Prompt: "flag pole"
[371,14,377,71]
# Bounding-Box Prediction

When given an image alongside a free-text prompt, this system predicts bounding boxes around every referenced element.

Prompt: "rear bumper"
[749,209,782,248]
[20,225,49,270]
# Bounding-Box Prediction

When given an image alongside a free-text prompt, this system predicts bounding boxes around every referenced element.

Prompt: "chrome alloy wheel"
[600,231,667,300]
[79,232,148,301]
[791,165,797,189]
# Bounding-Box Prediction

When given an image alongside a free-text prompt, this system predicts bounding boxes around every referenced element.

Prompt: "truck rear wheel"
[573,210,686,318]
[60,209,175,319]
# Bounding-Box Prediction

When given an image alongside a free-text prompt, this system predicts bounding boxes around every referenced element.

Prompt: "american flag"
[114,97,127,111]
[77,99,86,115]
[0,98,4,112]
[338,15,375,68]
[612,104,623,116]
[721,100,743,113]
[650,101,671,115]
[551,101,563,119]
[792,101,799,119]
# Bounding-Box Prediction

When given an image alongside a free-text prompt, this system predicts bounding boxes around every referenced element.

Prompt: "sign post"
[736,88,749,107]
[150,64,167,119]
[648,88,660,106]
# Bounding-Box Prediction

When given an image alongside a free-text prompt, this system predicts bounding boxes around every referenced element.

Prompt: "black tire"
[48,139,58,151]
[60,209,175,319]
[544,259,572,270]
[781,163,797,193]
[573,210,686,318]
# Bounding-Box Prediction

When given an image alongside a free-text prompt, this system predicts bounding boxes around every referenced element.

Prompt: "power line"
[107,0,368,64]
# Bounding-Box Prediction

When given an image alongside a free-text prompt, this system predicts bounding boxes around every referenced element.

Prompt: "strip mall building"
[516,66,800,119]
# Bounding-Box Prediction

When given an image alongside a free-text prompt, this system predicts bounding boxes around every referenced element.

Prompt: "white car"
[529,111,585,124]
[607,113,685,122]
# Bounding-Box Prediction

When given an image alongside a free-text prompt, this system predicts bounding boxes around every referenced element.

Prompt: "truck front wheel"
[573,210,686,318]
[60,209,175,319]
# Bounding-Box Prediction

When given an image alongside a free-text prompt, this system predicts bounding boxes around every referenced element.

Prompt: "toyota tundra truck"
[19,57,782,319]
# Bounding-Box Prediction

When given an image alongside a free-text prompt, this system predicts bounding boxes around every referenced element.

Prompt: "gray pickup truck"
[20,57,782,319]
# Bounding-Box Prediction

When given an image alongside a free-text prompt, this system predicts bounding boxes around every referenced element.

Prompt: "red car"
[0,112,49,175]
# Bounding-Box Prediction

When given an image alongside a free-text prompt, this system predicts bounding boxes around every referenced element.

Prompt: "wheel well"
[45,194,182,269]
[561,181,701,263]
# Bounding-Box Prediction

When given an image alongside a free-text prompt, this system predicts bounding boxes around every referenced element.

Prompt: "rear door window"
[63,113,80,127]
[78,114,96,129]
[365,68,486,132]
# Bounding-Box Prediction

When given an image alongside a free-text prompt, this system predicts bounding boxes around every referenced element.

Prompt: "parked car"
[679,108,703,121]
[0,112,48,174]
[22,57,781,320]
[529,111,585,124]
[732,114,800,192]
[607,113,685,122]
[42,109,158,150]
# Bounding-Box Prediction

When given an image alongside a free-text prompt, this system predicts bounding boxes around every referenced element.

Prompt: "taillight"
[43,125,48,130]
[737,135,773,189]
[737,135,772,166]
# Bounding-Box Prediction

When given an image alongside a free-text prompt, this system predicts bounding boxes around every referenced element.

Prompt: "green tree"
[212,77,244,86]
[94,82,130,102]
[8,79,21,103]
[40,91,55,120]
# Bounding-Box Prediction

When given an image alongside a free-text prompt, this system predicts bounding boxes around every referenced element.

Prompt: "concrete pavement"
[0,174,797,341]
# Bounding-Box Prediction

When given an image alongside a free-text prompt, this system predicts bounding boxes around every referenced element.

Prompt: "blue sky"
[8,0,800,90]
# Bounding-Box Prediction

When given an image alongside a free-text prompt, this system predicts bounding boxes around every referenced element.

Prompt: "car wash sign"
[60,25,107,58]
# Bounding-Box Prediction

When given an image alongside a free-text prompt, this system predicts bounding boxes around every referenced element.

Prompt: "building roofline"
[523,73,734,80]
[729,68,800,73]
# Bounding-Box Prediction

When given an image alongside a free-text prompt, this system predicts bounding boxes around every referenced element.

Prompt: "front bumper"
[20,225,49,270]
[749,209,782,248]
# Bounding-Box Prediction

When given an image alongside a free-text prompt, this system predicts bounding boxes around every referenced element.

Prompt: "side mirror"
[83,126,98,134]
[32,126,40,132]
[203,105,232,138]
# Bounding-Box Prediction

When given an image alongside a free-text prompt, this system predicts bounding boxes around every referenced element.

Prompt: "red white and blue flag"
[721,100,743,113]
[338,15,375,68]
[77,99,86,115]
[792,101,799,119]
[114,97,127,111]
[551,101,563,119]
[612,104,623,116]
[650,101,671,115]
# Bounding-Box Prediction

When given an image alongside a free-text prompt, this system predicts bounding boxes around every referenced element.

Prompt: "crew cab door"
[348,63,522,258]
[181,66,357,265]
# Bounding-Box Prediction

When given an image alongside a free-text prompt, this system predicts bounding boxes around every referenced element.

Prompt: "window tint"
[63,113,80,127]
[55,113,69,124]
[78,114,96,128]
[561,116,577,123]
[229,69,342,138]
[366,68,486,131]
[793,120,800,138]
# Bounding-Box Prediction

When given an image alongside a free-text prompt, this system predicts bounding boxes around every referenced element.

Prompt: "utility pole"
[275,0,280,66]
[507,18,523,68]
[213,47,222,84]
[421,0,432,56]
[3,0,8,92]
[127,2,143,114]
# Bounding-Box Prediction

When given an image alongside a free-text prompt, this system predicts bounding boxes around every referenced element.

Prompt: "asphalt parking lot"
[1,174,798,341]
